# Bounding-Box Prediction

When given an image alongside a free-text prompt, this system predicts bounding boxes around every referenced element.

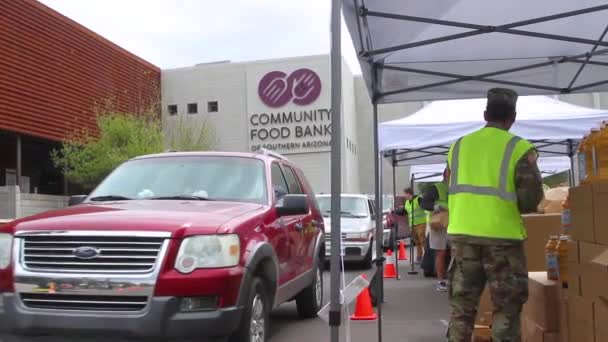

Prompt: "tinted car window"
[281,165,303,194]
[271,163,289,197]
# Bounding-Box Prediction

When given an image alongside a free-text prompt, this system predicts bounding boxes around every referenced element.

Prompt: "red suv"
[0,151,325,341]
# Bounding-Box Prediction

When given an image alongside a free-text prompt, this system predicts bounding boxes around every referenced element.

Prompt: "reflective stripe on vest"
[449,136,521,202]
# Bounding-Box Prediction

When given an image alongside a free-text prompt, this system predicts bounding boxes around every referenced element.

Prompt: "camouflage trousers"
[447,241,529,342]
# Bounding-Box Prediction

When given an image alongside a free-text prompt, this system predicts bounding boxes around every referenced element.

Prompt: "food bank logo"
[258,68,322,108]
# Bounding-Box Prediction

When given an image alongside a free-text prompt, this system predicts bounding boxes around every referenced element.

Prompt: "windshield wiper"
[89,195,133,202]
[148,195,213,201]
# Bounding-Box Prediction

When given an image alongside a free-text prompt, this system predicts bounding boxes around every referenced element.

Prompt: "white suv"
[317,194,390,268]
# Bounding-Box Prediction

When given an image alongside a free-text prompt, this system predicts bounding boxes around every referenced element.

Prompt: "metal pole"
[373,103,384,342]
[567,139,576,187]
[408,173,418,275]
[392,154,399,280]
[16,134,22,188]
[329,0,342,341]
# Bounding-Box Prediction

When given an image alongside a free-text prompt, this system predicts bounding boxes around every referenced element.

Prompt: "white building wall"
[354,77,424,196]
[161,54,608,199]
[162,55,353,194]
[341,58,360,193]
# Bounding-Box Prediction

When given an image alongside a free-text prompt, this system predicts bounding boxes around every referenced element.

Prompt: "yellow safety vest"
[405,196,426,225]
[447,127,535,240]
[424,182,449,223]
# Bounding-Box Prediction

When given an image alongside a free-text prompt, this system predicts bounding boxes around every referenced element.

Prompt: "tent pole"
[568,139,576,187]
[381,156,398,280]
[408,173,418,275]
[392,152,399,281]
[329,0,342,340]
[373,103,384,342]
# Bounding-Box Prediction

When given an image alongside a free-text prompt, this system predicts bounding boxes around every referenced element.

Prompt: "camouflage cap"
[487,88,518,108]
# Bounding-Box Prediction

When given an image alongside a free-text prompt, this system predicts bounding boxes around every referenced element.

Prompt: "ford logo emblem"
[73,246,100,259]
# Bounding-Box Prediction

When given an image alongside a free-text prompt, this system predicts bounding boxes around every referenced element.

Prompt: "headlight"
[344,232,369,241]
[175,235,240,274]
[0,234,13,269]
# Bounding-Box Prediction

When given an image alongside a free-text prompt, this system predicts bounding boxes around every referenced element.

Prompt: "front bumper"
[0,292,243,338]
[324,240,371,261]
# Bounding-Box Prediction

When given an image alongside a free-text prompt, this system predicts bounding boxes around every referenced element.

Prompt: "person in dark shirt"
[418,168,449,292]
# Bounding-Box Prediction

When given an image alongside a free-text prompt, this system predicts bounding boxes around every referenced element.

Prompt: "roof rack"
[259,148,289,161]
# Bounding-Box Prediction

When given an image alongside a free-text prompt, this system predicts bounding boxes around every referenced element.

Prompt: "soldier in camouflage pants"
[447,240,529,342]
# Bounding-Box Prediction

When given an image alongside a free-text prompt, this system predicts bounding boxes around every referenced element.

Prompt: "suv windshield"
[316,196,369,218]
[88,156,267,204]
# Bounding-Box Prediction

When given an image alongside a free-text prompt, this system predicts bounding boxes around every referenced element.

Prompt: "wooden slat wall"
[0,0,161,141]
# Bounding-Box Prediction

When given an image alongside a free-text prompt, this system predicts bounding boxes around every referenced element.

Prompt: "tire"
[295,260,323,318]
[229,277,269,342]
[360,239,375,269]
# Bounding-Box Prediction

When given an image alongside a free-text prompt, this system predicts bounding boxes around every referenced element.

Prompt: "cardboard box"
[472,325,492,342]
[567,262,581,297]
[579,241,608,264]
[595,297,608,342]
[476,285,493,325]
[523,213,562,272]
[588,249,608,300]
[522,317,560,342]
[593,182,608,245]
[524,272,560,332]
[568,295,595,342]
[559,288,569,342]
[571,184,595,243]
[567,240,580,264]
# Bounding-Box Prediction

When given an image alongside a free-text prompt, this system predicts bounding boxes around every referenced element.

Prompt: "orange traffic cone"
[350,275,377,321]
[383,249,397,279]
[398,240,408,261]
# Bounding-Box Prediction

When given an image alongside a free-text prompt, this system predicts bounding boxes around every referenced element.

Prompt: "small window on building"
[207,101,219,113]
[168,104,178,116]
[187,103,198,114]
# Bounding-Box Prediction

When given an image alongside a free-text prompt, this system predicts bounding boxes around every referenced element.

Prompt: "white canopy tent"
[379,95,608,165]
[410,156,572,183]
[328,2,608,340]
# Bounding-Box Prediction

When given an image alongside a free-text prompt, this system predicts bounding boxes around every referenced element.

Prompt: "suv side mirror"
[68,195,87,206]
[273,185,288,199]
[276,194,309,217]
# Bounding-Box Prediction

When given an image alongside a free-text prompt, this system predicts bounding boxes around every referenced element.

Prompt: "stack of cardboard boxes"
[567,182,608,342]
[521,272,563,342]
[473,213,563,341]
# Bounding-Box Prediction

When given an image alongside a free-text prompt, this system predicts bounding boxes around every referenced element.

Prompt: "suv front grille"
[21,235,165,273]
[20,293,148,312]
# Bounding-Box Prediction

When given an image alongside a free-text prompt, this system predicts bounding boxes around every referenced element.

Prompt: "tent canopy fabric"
[342,0,608,103]
[410,156,572,183]
[379,96,608,165]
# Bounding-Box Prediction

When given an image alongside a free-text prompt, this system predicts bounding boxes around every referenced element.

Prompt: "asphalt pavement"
[1,259,449,342]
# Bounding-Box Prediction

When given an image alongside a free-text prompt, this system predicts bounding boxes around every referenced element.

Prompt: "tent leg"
[391,155,399,281]
[408,174,419,275]
[329,0,342,340]
[568,139,576,187]
[373,103,384,342]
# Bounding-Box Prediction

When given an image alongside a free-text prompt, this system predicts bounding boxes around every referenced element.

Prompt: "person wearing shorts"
[419,169,449,292]
[403,188,427,262]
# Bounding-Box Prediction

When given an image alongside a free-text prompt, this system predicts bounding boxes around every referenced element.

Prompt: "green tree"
[51,110,165,190]
[164,114,217,152]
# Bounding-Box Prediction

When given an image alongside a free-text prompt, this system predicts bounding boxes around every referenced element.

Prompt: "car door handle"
[295,222,304,230]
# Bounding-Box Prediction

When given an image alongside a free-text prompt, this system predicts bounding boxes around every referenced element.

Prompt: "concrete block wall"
[0,186,68,219]
[19,193,69,218]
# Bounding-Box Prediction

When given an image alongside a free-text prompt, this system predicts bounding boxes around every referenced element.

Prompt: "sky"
[38,0,362,73]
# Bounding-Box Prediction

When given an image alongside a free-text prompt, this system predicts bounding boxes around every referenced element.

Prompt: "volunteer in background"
[403,188,427,263]
[419,171,449,292]
[446,88,544,341]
